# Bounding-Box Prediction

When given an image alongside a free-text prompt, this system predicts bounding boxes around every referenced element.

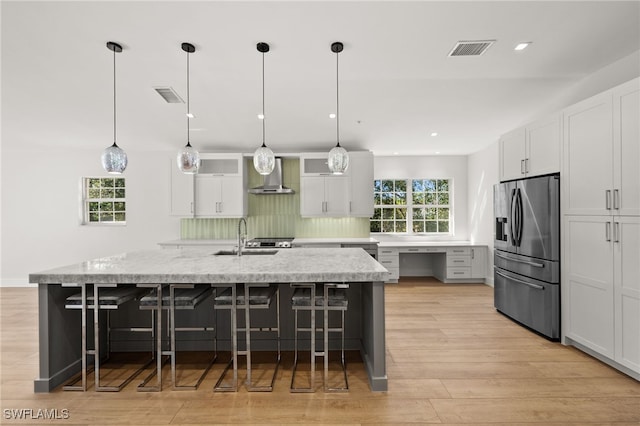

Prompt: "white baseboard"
[0,278,34,287]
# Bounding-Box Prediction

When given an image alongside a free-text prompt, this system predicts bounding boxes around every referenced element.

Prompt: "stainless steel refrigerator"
[493,174,560,339]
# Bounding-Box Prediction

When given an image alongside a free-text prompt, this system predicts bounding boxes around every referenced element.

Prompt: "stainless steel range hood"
[248,157,295,195]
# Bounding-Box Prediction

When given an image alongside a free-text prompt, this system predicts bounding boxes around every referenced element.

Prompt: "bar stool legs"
[63,283,153,392]
[290,283,349,393]
[213,283,281,392]
[169,284,217,390]
[138,284,216,391]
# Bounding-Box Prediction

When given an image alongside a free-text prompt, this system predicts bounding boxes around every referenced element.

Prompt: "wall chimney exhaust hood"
[248,157,295,194]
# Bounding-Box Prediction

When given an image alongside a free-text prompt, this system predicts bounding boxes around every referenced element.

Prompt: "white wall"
[526,50,640,124]
[1,148,181,286]
[467,141,499,285]
[373,155,468,240]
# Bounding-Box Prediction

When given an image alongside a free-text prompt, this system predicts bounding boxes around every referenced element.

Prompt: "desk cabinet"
[378,245,487,284]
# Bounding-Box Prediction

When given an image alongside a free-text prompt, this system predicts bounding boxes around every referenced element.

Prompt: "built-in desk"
[377,240,488,283]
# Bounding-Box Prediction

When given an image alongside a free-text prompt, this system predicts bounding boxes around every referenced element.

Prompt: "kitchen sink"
[213,250,279,256]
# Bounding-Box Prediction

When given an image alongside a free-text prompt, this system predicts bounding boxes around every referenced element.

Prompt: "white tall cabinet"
[562,77,640,379]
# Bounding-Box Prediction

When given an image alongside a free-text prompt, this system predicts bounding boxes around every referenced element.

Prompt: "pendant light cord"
[335,48,340,147]
[261,50,266,147]
[113,46,117,146]
[186,48,191,146]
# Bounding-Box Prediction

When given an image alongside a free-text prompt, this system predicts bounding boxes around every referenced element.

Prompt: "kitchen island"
[29,247,388,392]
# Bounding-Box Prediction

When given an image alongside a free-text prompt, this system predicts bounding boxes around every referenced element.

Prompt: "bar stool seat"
[137,284,216,391]
[213,283,281,392]
[290,282,349,393]
[64,285,152,392]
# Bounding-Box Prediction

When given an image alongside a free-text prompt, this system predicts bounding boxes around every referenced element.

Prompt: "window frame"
[371,178,453,236]
[81,177,127,226]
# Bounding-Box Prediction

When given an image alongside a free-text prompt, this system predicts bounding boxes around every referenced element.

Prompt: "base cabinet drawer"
[447,255,471,267]
[447,267,471,279]
[379,257,399,269]
[447,247,471,256]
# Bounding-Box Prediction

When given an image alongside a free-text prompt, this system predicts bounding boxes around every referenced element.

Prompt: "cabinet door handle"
[521,159,525,174]
[614,221,620,243]
[190,202,194,214]
[219,202,222,213]
[605,221,611,242]
[407,248,419,252]
[613,189,620,210]
[525,158,529,174]
[605,190,612,210]
[471,249,475,259]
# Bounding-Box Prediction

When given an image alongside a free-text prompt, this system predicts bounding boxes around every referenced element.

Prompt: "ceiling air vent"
[153,87,184,103]
[448,40,495,57]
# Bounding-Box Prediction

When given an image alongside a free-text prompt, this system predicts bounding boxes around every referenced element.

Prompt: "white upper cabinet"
[348,151,374,217]
[299,151,373,218]
[563,78,639,216]
[499,114,561,182]
[613,79,640,216]
[170,159,195,216]
[499,127,527,181]
[300,175,349,217]
[170,153,247,218]
[526,114,562,177]
[563,91,614,215]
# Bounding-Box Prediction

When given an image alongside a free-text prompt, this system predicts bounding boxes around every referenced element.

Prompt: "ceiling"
[2,1,639,156]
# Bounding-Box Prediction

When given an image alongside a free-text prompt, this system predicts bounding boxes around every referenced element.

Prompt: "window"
[371,178,451,234]
[82,177,126,224]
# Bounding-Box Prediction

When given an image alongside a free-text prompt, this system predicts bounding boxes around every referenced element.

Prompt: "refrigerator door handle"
[495,251,544,268]
[510,188,517,245]
[495,269,544,290]
[515,188,523,246]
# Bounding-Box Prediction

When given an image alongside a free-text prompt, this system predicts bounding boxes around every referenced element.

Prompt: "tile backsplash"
[180,158,370,239]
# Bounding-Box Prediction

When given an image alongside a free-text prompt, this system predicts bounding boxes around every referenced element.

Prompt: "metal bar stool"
[213,283,281,392]
[138,284,216,391]
[290,282,349,393]
[63,284,152,391]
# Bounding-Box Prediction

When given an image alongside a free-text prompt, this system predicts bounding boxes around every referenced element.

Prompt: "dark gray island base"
[29,248,389,392]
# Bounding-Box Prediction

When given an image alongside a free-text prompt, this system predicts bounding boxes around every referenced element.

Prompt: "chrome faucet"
[237,217,247,256]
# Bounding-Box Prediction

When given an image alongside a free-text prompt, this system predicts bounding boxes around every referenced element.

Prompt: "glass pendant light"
[177,42,201,174]
[328,41,349,175]
[253,42,276,175]
[101,42,128,174]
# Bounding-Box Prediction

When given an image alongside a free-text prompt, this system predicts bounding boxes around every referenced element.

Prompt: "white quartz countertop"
[158,239,236,247]
[377,240,485,247]
[29,248,388,284]
[293,237,379,245]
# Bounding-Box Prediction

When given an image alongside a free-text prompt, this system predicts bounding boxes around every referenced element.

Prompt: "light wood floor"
[1,278,639,424]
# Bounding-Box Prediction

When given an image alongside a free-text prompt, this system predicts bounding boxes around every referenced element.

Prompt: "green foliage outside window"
[84,177,126,224]
[371,178,450,234]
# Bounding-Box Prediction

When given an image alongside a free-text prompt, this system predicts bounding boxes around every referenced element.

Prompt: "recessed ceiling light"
[514,42,531,51]
[186,113,194,118]
[393,152,399,155]
[431,132,438,137]
[257,114,265,120]
[435,151,441,154]
[329,113,336,119]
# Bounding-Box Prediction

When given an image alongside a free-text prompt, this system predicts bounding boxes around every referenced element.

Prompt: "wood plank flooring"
[1,278,639,424]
